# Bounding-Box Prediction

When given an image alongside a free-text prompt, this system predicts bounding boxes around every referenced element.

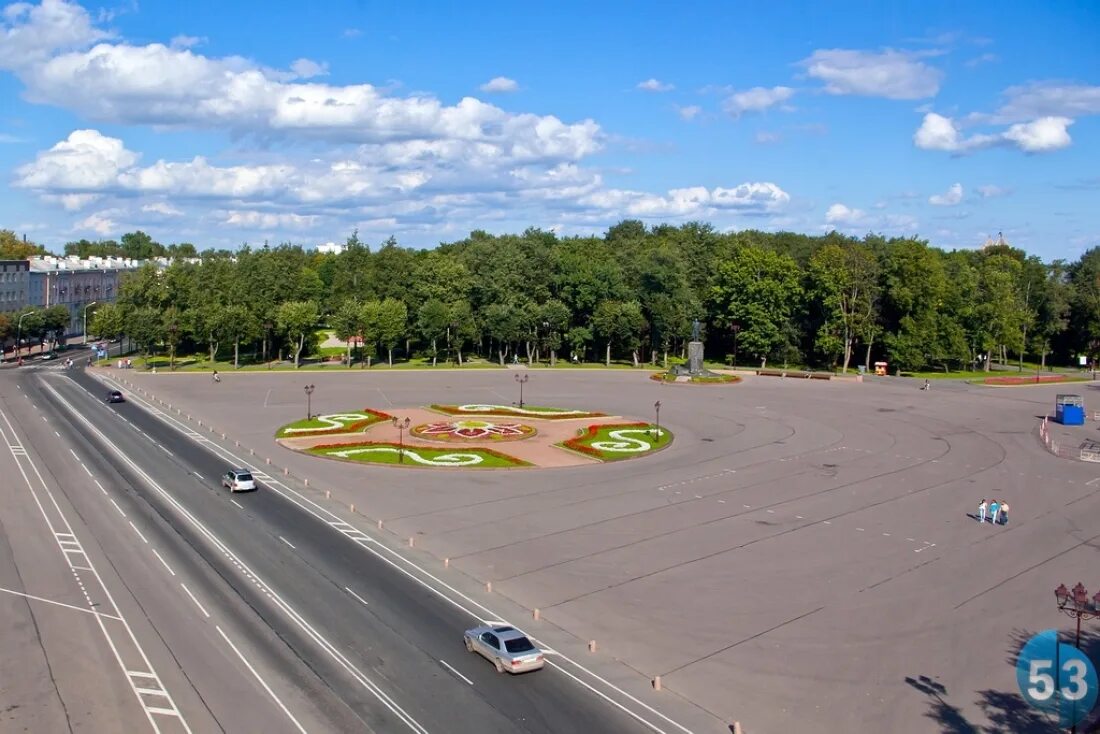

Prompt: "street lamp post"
[304,384,315,420]
[653,400,661,438]
[82,301,97,345]
[1054,582,1100,733]
[391,416,411,463]
[15,310,36,363]
[514,373,529,409]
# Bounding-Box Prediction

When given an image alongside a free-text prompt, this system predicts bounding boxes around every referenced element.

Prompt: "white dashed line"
[151,549,176,576]
[823,521,831,525]
[216,626,306,733]
[856,527,865,532]
[93,479,107,496]
[279,536,296,550]
[439,659,474,686]
[54,430,60,437]
[345,587,370,607]
[109,498,126,517]
[128,521,148,544]
[81,463,93,477]
[180,584,210,618]
[230,499,243,509]
[69,448,79,461]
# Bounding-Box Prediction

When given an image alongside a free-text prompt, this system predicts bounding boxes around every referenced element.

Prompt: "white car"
[221,469,257,492]
[464,625,545,674]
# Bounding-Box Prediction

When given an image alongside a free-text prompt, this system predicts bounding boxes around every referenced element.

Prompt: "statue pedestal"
[687,341,704,375]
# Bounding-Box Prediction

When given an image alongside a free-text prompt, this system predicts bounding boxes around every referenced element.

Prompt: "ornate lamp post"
[391,416,411,463]
[82,301,97,345]
[653,400,661,438]
[304,384,315,420]
[514,373,529,409]
[1054,582,1100,733]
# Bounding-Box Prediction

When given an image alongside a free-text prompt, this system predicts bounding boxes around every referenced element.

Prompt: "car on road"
[464,624,544,674]
[221,469,257,492]
[105,390,125,403]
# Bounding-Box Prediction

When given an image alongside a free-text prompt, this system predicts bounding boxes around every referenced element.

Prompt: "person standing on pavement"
[1000,501,1010,525]
[990,499,1001,525]
[978,499,988,523]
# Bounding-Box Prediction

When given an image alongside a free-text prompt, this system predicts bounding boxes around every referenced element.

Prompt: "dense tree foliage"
[78,224,1097,372]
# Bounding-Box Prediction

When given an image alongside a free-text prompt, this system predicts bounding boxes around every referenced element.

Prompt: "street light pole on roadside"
[15,310,36,363]
[653,400,661,438]
[391,416,411,463]
[1054,582,1100,733]
[304,384,315,420]
[514,373,529,409]
[82,301,98,345]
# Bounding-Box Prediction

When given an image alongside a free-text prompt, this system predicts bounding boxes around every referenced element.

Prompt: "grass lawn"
[650,372,741,384]
[560,423,673,461]
[307,442,530,467]
[276,409,390,438]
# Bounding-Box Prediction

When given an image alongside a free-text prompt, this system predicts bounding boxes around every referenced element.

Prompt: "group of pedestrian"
[977,498,1010,525]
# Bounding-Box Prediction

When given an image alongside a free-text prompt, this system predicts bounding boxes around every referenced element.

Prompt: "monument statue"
[691,319,701,342]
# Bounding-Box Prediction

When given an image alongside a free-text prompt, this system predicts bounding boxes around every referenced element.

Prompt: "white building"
[0,260,29,314]
[28,255,147,336]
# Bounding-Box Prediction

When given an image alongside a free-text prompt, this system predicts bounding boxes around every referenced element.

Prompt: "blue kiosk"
[1056,394,1085,426]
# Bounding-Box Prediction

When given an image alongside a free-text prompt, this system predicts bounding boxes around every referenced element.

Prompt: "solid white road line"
[92,374,692,734]
[345,587,370,607]
[279,536,296,550]
[180,583,210,618]
[230,499,244,509]
[216,626,307,734]
[0,585,124,621]
[439,659,473,686]
[151,549,176,576]
[128,521,149,544]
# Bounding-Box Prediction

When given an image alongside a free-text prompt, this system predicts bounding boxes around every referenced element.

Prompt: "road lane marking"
[345,587,369,607]
[439,659,473,685]
[128,521,148,544]
[180,583,210,618]
[0,586,123,621]
[216,626,307,734]
[54,430,60,437]
[81,462,93,477]
[151,549,176,576]
[93,479,107,495]
[109,498,126,517]
[278,536,295,550]
[88,375,692,734]
[69,448,79,461]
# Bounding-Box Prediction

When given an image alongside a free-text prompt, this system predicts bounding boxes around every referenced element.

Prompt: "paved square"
[106,367,1100,732]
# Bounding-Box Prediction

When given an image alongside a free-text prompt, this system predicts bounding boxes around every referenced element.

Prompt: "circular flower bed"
[410,419,537,442]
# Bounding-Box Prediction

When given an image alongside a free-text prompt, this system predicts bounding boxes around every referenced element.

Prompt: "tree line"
[48,222,1100,372]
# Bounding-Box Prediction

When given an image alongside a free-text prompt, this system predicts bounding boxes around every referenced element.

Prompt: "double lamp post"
[1054,582,1100,733]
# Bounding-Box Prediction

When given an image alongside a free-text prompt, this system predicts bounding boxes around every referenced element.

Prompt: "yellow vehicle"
[874,361,888,376]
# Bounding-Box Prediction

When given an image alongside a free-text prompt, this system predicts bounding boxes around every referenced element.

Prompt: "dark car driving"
[106,390,125,403]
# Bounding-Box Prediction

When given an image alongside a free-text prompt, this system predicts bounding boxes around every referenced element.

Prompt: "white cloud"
[976,184,1010,198]
[1003,116,1073,152]
[723,86,794,117]
[825,203,866,225]
[142,201,182,216]
[479,76,518,93]
[582,182,789,219]
[169,34,203,49]
[677,105,701,121]
[16,129,140,189]
[289,58,328,80]
[913,112,1070,154]
[224,210,316,229]
[755,131,781,144]
[0,0,110,70]
[929,182,963,206]
[5,36,601,160]
[637,78,674,92]
[73,210,116,234]
[994,83,1100,122]
[800,48,942,99]
[50,192,99,210]
[964,52,998,68]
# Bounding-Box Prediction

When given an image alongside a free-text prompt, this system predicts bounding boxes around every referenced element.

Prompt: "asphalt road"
[1,362,651,733]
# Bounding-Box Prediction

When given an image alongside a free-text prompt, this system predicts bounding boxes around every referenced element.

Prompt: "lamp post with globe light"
[1054,582,1100,733]
[514,373,529,409]
[304,384,315,420]
[392,416,411,463]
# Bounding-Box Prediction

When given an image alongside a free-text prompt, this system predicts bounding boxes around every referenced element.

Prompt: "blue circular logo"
[1017,629,1098,728]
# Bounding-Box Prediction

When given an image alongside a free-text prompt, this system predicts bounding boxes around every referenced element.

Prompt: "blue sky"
[0,0,1097,260]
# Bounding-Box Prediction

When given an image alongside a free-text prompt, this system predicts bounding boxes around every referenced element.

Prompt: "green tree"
[1069,248,1100,365]
[223,304,260,369]
[592,300,648,366]
[90,303,124,344]
[125,307,164,365]
[540,299,571,365]
[417,298,451,366]
[482,302,522,365]
[374,298,407,366]
[0,312,11,345]
[331,299,366,365]
[277,300,320,368]
[808,243,879,371]
[161,307,183,370]
[709,245,803,365]
[447,300,478,366]
[0,230,48,259]
[120,231,164,260]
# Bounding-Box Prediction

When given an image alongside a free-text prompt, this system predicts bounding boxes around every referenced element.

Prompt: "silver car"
[221,469,257,492]
[464,625,545,674]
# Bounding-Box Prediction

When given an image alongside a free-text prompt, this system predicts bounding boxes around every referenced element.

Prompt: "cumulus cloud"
[994,82,1100,122]
[976,185,1010,198]
[17,129,140,189]
[224,210,317,229]
[636,78,674,92]
[929,182,963,206]
[73,210,116,234]
[289,58,328,80]
[169,34,203,49]
[677,105,701,121]
[800,48,942,99]
[479,76,518,93]
[723,86,794,117]
[580,182,789,219]
[142,201,182,216]
[0,0,110,69]
[913,112,1072,154]
[825,203,866,225]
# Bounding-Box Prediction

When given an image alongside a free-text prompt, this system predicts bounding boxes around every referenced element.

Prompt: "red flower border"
[306,440,530,465]
[560,422,657,460]
[983,375,1073,386]
[430,404,605,420]
[278,407,392,437]
[410,421,537,442]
